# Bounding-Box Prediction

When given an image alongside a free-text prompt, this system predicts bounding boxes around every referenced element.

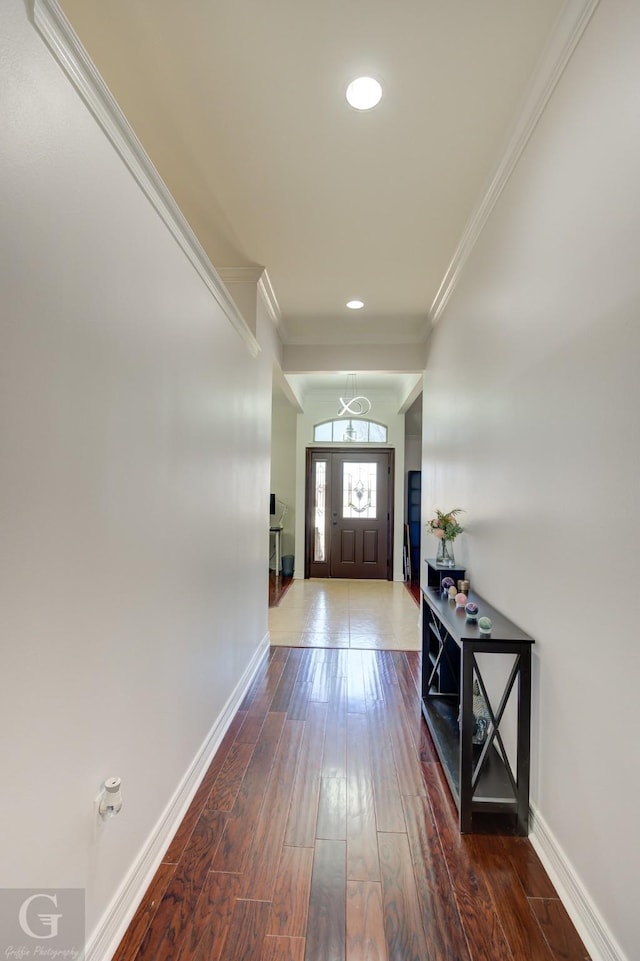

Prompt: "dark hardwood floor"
[405,577,421,606]
[113,647,590,961]
[269,572,294,608]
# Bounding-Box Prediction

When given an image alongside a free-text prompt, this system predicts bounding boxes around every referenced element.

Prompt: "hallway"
[112,586,589,961]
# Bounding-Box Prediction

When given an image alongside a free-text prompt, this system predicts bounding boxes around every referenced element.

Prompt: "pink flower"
[433,528,445,539]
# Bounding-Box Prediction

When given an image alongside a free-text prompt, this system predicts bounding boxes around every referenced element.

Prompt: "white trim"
[30,0,261,359]
[85,634,270,961]
[217,267,265,286]
[530,805,629,961]
[258,270,283,330]
[429,0,601,325]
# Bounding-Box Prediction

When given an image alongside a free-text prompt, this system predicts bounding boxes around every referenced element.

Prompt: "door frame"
[304,447,394,580]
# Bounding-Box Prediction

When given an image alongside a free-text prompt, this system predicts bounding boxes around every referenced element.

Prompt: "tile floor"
[268,578,421,650]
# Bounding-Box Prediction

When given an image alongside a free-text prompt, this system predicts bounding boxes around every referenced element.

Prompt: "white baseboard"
[529,805,628,961]
[86,633,270,961]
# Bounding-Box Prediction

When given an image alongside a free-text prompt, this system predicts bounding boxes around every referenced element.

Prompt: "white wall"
[294,390,405,579]
[0,2,274,952]
[421,2,639,958]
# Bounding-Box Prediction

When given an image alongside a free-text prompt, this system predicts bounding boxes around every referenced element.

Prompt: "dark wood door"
[306,449,393,579]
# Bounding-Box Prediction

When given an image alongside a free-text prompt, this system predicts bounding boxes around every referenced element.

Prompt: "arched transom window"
[313,418,388,443]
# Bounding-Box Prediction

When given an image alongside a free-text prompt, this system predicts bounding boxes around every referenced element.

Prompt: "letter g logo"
[18,893,63,939]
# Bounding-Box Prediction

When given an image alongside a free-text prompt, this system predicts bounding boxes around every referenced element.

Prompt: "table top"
[422,586,534,645]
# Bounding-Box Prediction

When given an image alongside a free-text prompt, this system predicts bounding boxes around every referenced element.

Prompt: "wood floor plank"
[322,675,347,777]
[529,898,591,961]
[421,761,514,961]
[373,650,397,691]
[391,652,422,731]
[346,775,380,882]
[345,714,379,882]
[112,861,176,961]
[393,653,438,763]
[499,836,558,899]
[212,712,286,873]
[378,831,431,961]
[366,702,406,834]
[135,809,227,961]
[346,649,367,714]
[182,871,242,961]
[361,649,385,705]
[240,648,286,711]
[310,657,334,702]
[284,702,327,847]
[239,654,290,743]
[383,676,426,798]
[386,718,427,797]
[239,658,271,711]
[417,724,440,764]
[347,714,371,780]
[288,650,324,719]
[305,839,347,961]
[243,719,305,900]
[334,649,350,678]
[316,777,347,840]
[271,648,304,713]
[346,880,388,961]
[163,712,246,863]
[404,651,421,691]
[269,846,314,937]
[261,936,306,961]
[205,740,255,812]
[468,834,554,961]
[217,897,272,961]
[237,712,268,745]
[402,794,471,961]
[287,680,313,721]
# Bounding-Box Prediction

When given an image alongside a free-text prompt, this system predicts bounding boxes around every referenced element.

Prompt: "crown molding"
[217,266,265,285]
[429,0,601,325]
[216,266,284,340]
[30,0,261,359]
[257,270,283,330]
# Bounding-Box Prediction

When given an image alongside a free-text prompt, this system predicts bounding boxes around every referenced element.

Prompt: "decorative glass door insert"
[313,460,327,562]
[342,462,377,519]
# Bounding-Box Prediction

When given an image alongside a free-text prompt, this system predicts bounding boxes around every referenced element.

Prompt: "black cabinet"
[421,583,534,835]
[407,471,421,578]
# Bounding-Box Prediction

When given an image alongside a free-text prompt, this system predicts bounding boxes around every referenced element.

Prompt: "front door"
[306,449,393,579]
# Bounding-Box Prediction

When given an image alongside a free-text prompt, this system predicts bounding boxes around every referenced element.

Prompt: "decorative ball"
[465,602,478,621]
[441,577,455,591]
[448,585,457,599]
[455,592,467,608]
[478,616,492,635]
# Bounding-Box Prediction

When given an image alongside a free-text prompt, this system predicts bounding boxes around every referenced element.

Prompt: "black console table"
[421,574,534,835]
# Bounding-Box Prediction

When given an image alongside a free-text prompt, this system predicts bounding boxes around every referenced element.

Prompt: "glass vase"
[436,538,455,568]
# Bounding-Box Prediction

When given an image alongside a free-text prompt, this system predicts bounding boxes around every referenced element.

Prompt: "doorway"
[305,448,394,579]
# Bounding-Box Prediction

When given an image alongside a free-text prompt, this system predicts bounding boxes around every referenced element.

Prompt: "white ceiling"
[58,0,566,399]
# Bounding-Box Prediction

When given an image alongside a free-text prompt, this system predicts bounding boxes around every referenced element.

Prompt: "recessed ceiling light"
[345,76,382,111]
[346,299,365,310]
